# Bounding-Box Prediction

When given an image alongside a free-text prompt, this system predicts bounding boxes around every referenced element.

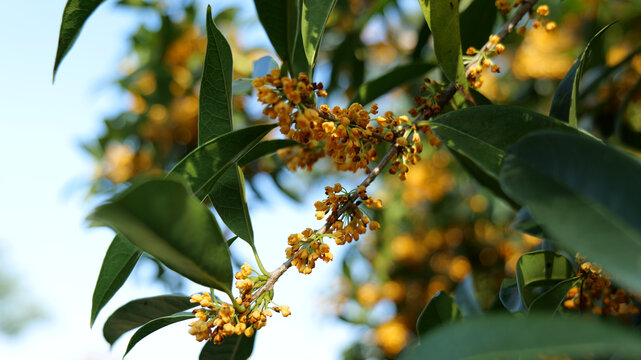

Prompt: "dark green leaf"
[418,0,466,85]
[91,234,141,326]
[254,0,307,76]
[402,315,641,360]
[431,105,585,177]
[124,314,193,357]
[515,250,574,307]
[528,277,579,313]
[199,334,256,360]
[53,0,105,80]
[416,291,461,336]
[301,0,336,68]
[103,295,194,345]
[500,131,641,295]
[210,166,253,244]
[451,151,517,209]
[510,207,546,239]
[459,0,497,49]
[200,6,234,144]
[498,278,525,313]
[253,1,289,63]
[453,275,482,316]
[170,124,277,199]
[238,139,298,167]
[352,61,435,105]
[549,23,613,127]
[89,178,233,291]
[226,236,239,247]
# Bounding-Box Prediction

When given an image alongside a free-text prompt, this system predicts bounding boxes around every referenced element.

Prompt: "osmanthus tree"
[54,0,641,359]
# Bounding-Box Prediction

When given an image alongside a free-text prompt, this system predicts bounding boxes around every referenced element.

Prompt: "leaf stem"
[252,244,270,275]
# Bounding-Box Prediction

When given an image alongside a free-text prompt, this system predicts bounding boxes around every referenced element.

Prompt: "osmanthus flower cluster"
[563,259,640,319]
[188,263,290,344]
[466,3,556,88]
[252,70,425,176]
[286,183,382,274]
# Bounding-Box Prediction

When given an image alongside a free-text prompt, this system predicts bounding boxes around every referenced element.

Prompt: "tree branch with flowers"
[54,0,641,358]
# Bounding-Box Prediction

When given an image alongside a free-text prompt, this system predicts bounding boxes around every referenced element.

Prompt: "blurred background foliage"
[82,0,641,357]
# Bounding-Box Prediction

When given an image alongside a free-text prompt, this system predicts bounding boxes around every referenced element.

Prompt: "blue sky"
[0,1,364,358]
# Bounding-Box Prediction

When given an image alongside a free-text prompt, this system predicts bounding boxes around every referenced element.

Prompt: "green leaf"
[416,291,462,336]
[549,23,613,127]
[528,277,579,313]
[91,234,142,327]
[253,1,289,64]
[254,0,308,76]
[238,139,298,167]
[431,105,585,177]
[199,334,256,360]
[124,314,193,357]
[53,0,105,80]
[450,151,517,209]
[418,0,466,86]
[89,178,233,291]
[498,278,525,313]
[103,295,195,345]
[170,124,277,199]
[510,207,546,239]
[515,250,574,307]
[301,0,336,68]
[199,6,234,144]
[453,275,482,316]
[500,131,641,295]
[402,314,641,360]
[352,61,435,105]
[210,166,253,244]
[459,0,497,49]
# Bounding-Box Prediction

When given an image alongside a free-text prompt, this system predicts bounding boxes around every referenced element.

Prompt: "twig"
[253,1,538,299]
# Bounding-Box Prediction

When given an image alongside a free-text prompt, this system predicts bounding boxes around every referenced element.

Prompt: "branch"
[253,0,538,299]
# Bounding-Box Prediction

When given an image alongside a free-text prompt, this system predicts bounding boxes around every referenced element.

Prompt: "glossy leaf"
[90,234,141,326]
[431,105,584,177]
[510,207,546,239]
[416,291,461,336]
[199,334,256,360]
[459,0,497,49]
[254,0,307,76]
[199,6,234,144]
[170,124,277,199]
[418,0,466,85]
[103,295,194,345]
[210,166,253,244]
[89,178,233,291]
[402,315,641,360]
[301,0,336,67]
[528,277,579,313]
[453,275,482,316]
[124,314,193,357]
[515,250,574,307]
[498,278,525,313]
[450,151,517,209]
[253,1,289,63]
[238,139,298,167]
[352,61,435,105]
[53,0,105,80]
[549,24,613,127]
[500,131,641,295]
